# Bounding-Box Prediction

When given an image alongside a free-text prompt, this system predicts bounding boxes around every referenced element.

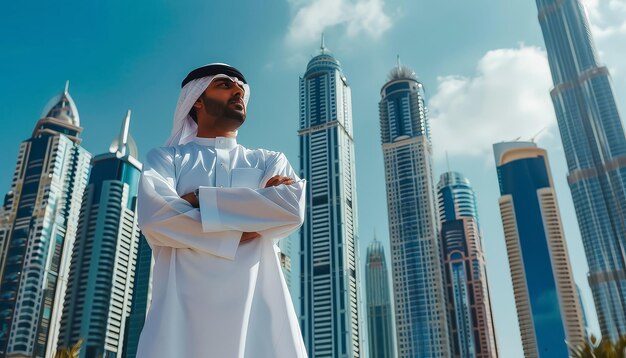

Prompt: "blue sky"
[2,0,626,356]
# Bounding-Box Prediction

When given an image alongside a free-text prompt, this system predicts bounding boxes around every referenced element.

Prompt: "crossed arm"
[180,175,296,243]
[136,147,306,260]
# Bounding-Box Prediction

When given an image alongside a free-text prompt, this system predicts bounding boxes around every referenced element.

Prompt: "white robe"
[136,136,308,358]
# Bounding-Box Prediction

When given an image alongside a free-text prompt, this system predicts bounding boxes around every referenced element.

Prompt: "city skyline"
[1,1,625,357]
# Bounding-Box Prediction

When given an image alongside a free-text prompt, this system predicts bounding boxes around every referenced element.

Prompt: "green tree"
[570,335,626,358]
[54,338,83,358]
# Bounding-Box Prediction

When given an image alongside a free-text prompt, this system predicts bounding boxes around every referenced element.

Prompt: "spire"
[320,33,326,53]
[40,81,80,126]
[397,55,401,71]
[109,110,138,159]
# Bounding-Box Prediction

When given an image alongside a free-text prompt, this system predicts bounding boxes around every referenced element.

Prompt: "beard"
[201,96,246,124]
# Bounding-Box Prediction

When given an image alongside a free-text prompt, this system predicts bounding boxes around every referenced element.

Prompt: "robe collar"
[192,136,238,150]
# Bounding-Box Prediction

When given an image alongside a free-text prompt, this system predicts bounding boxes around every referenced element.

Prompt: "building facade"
[365,238,394,358]
[437,172,498,358]
[298,42,362,357]
[57,112,142,357]
[494,141,585,357]
[378,63,449,357]
[121,233,151,358]
[536,0,626,341]
[0,84,91,357]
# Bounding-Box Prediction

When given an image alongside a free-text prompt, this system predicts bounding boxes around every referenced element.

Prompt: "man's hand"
[241,232,260,244]
[265,175,295,188]
[181,192,199,208]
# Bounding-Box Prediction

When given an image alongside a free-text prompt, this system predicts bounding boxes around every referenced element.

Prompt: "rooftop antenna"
[530,127,546,143]
[64,80,70,95]
[445,151,450,173]
[320,33,326,53]
[397,54,401,71]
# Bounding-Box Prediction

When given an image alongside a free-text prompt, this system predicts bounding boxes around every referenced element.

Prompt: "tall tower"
[437,172,498,358]
[58,112,142,357]
[121,234,152,358]
[0,83,92,357]
[365,238,394,358]
[298,38,361,357]
[494,141,585,357]
[378,61,449,357]
[536,0,626,340]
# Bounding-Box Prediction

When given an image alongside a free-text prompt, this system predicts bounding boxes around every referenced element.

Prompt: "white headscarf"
[165,73,250,146]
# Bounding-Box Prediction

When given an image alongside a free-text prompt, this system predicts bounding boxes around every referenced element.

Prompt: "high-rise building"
[0,83,92,357]
[122,234,152,358]
[437,172,498,358]
[298,39,362,357]
[58,111,142,357]
[494,141,585,357]
[378,62,449,357]
[365,238,394,358]
[536,0,626,341]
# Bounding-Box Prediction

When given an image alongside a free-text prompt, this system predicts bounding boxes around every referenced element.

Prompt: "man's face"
[198,77,247,124]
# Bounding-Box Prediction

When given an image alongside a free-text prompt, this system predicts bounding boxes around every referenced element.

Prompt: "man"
[136,63,307,357]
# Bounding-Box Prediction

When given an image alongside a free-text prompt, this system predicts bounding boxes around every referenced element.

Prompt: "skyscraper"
[122,233,151,358]
[58,111,142,357]
[494,141,585,357]
[437,172,498,358]
[0,83,92,357]
[536,0,626,341]
[378,62,449,357]
[298,40,362,357]
[365,238,394,358]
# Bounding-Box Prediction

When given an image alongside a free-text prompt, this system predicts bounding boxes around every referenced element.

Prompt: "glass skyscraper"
[494,141,585,357]
[378,63,449,357]
[365,238,394,358]
[298,41,362,357]
[122,233,151,358]
[58,112,143,357]
[536,0,626,341]
[437,172,498,358]
[0,84,92,357]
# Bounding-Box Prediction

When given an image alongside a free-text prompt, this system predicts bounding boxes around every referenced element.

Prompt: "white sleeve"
[137,147,242,260]
[198,152,306,240]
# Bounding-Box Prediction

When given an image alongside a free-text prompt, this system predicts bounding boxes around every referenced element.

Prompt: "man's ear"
[193,97,202,109]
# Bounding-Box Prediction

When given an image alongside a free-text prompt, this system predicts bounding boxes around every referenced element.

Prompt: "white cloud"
[429,46,556,159]
[285,0,392,47]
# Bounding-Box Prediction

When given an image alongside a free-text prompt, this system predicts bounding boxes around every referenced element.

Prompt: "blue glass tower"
[0,84,92,357]
[378,62,449,357]
[365,238,394,358]
[437,172,498,358]
[494,141,585,357]
[58,112,143,357]
[122,233,151,358]
[298,40,362,357]
[536,0,626,341]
